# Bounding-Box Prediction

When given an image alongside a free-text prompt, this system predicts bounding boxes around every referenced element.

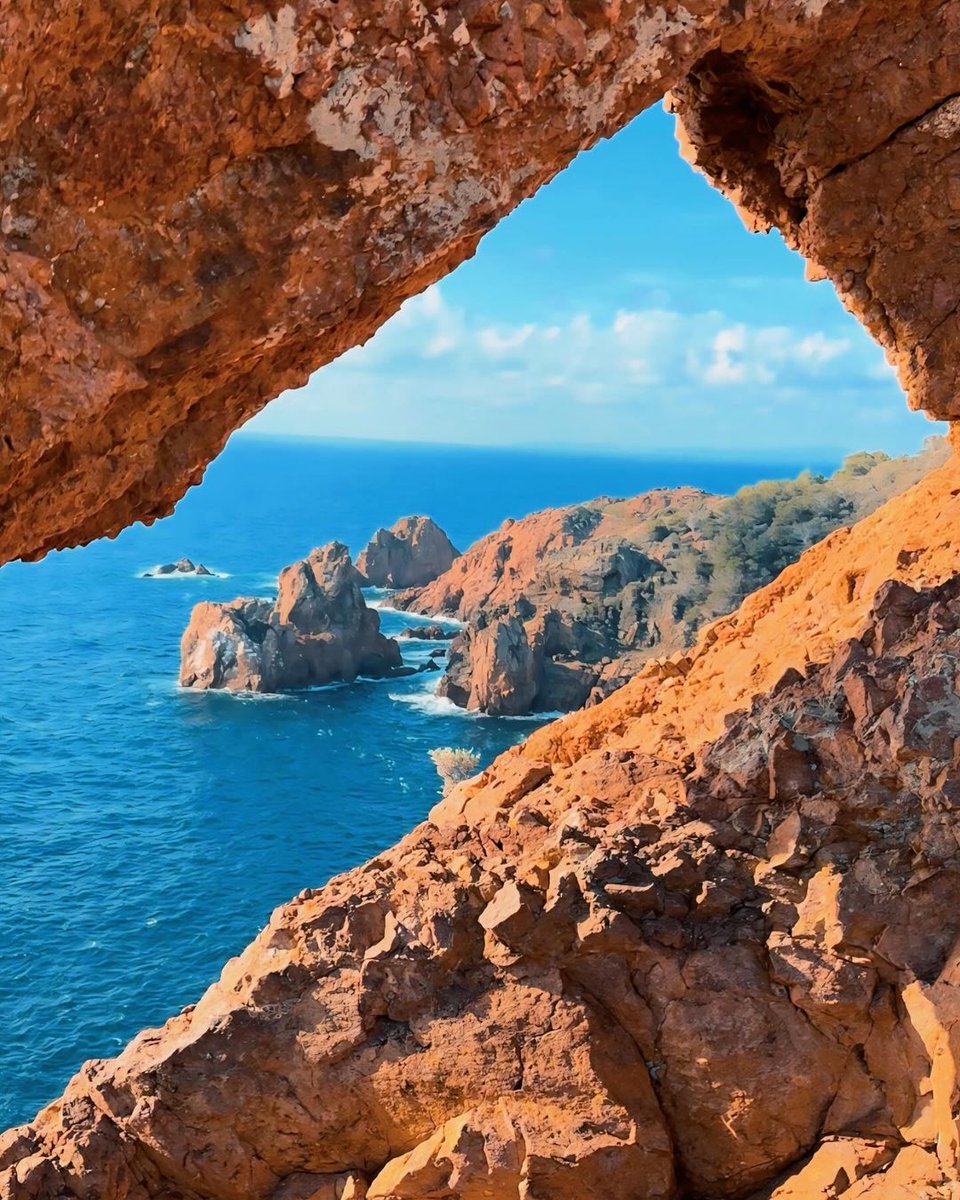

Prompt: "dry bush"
[429,747,481,795]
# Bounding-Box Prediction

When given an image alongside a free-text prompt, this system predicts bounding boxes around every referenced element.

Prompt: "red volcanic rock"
[357,517,459,590]
[6,455,960,1200]
[180,542,401,692]
[5,4,960,563]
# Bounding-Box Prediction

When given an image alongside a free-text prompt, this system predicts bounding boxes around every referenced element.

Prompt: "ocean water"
[0,435,840,1128]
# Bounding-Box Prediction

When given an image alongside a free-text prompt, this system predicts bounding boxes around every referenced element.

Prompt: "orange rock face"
[3,2,960,563]
[357,517,459,590]
[6,456,960,1199]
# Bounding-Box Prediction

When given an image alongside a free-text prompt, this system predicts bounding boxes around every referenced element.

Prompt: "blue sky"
[247,104,943,457]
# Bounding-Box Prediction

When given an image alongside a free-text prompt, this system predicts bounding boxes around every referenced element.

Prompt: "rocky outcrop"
[397,441,949,714]
[180,542,401,692]
[144,558,214,577]
[397,624,455,642]
[6,3,960,563]
[357,518,459,590]
[5,454,960,1199]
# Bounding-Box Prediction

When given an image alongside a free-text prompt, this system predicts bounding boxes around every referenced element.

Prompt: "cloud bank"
[249,284,936,455]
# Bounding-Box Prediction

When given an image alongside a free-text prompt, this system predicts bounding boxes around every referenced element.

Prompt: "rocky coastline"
[7,2,960,1194]
[395,440,950,716]
[9,453,960,1199]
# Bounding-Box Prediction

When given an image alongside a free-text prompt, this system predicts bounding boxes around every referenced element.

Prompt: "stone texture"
[357,517,459,589]
[6,452,960,1199]
[4,2,960,564]
[180,541,401,691]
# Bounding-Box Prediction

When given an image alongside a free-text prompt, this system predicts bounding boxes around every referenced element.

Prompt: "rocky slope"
[5,3,960,563]
[180,542,401,692]
[5,453,960,1200]
[396,440,949,715]
[357,517,459,590]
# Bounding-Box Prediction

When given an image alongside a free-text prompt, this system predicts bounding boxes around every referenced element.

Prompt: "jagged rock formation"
[180,542,401,692]
[357,517,459,590]
[5,456,960,1199]
[395,441,949,715]
[4,2,960,564]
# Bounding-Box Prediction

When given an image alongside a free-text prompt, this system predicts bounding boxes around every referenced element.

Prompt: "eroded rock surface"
[4,2,960,563]
[7,456,960,1199]
[357,517,459,590]
[180,541,401,691]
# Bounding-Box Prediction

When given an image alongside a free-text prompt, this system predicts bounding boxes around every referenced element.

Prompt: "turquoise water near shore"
[0,435,840,1127]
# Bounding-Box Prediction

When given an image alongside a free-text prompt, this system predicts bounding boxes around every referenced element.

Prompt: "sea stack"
[180,542,401,692]
[357,516,459,589]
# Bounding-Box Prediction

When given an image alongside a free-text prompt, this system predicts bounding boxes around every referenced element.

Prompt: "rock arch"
[4,5,960,1198]
[2,1,958,563]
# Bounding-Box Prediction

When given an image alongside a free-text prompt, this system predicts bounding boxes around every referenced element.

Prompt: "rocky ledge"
[396,441,949,715]
[357,517,459,590]
[180,542,401,692]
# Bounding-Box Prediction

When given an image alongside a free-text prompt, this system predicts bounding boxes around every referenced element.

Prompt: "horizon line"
[232,426,945,465]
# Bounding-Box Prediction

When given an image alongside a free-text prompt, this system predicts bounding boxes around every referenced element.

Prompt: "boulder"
[357,518,459,589]
[144,558,215,577]
[397,624,455,641]
[179,542,401,692]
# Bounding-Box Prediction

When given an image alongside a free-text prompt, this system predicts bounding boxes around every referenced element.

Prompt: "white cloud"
[248,283,926,453]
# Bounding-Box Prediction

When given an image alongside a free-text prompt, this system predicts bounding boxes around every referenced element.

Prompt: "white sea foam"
[389,688,480,718]
[389,677,564,723]
[367,598,464,629]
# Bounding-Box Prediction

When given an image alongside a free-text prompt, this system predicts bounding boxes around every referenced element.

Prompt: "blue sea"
[0,435,840,1128]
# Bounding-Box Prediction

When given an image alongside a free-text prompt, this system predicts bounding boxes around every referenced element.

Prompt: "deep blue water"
[0,435,840,1128]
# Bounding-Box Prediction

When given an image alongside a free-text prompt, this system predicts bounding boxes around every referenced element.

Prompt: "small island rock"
[146,558,215,577]
[180,542,401,692]
[397,624,456,641]
[357,516,459,589]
